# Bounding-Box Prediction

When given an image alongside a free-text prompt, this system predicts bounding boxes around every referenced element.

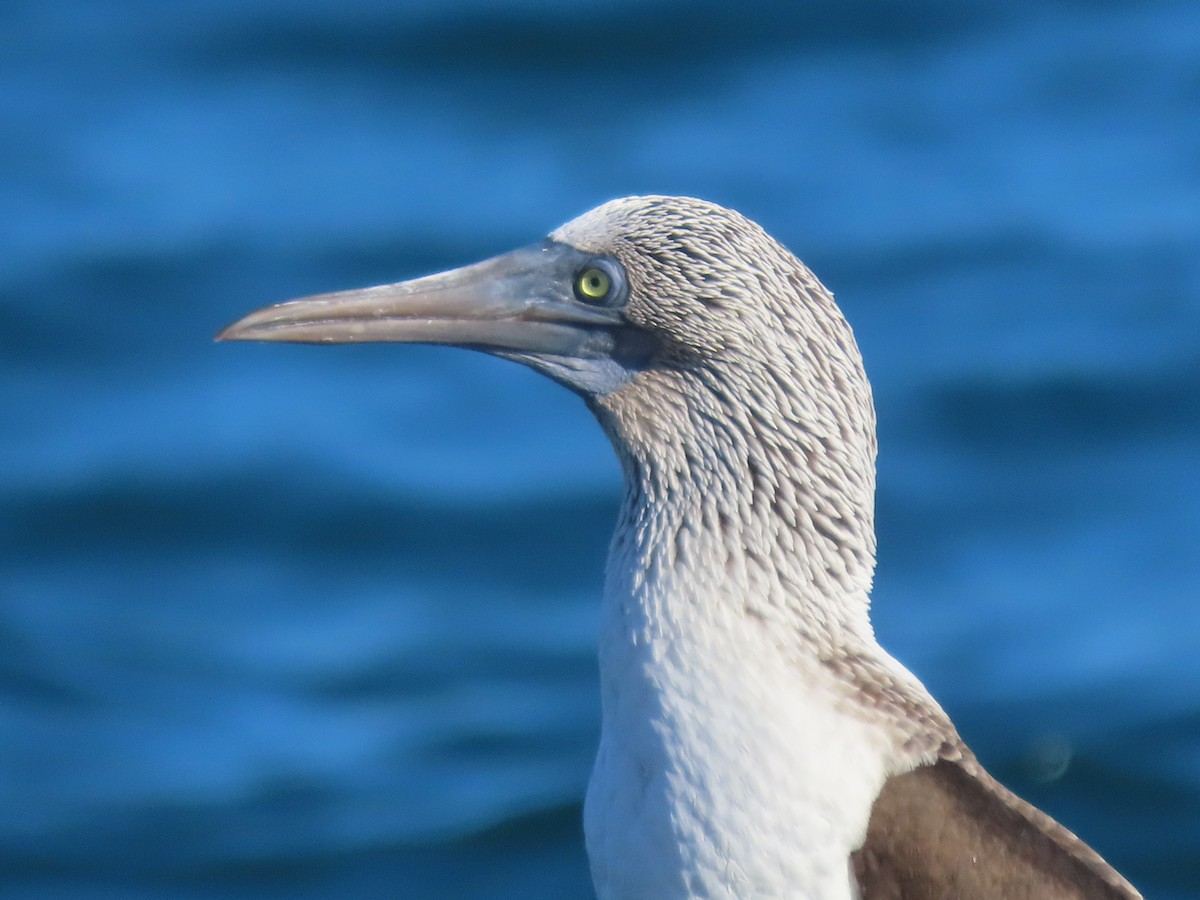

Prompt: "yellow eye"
[576,266,612,302]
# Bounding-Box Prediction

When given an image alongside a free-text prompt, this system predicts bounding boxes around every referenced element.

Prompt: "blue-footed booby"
[220,196,1140,899]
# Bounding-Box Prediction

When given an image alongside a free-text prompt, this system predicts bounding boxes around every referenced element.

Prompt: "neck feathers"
[592,330,878,653]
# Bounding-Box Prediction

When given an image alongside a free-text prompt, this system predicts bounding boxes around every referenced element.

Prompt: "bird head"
[219,196,871,443]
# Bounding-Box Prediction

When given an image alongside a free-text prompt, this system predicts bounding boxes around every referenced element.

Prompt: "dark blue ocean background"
[3,1,1198,896]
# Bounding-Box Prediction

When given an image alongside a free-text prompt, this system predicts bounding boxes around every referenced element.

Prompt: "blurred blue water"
[2,1,1198,896]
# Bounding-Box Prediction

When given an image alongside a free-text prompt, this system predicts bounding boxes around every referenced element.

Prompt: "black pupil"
[586,273,605,293]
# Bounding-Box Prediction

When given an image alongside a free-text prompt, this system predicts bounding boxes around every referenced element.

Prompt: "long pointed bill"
[217,242,626,363]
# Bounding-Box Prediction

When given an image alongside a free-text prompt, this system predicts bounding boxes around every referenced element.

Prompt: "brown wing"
[850,752,1142,900]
